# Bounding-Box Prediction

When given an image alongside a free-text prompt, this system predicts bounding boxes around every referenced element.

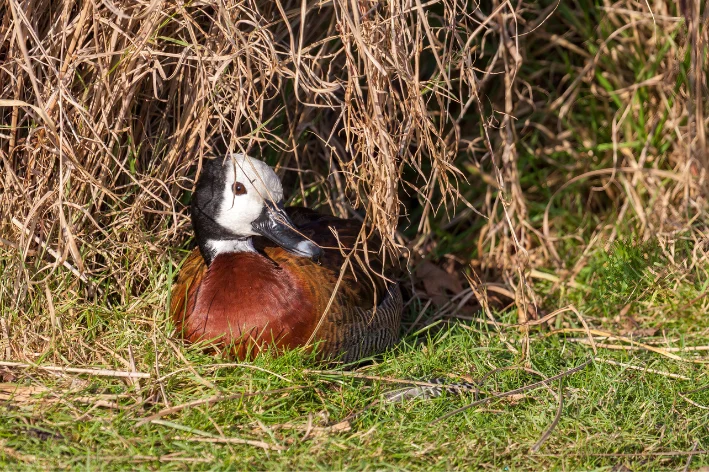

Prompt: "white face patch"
[214,154,284,238]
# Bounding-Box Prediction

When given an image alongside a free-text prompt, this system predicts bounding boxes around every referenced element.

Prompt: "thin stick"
[536,450,709,458]
[678,393,709,410]
[594,357,691,380]
[431,359,593,424]
[135,386,303,426]
[89,455,212,464]
[683,441,700,472]
[530,378,564,453]
[567,338,709,353]
[0,361,150,379]
[172,436,285,451]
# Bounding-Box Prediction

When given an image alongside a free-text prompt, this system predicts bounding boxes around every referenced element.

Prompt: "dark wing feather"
[285,207,387,291]
[262,207,401,361]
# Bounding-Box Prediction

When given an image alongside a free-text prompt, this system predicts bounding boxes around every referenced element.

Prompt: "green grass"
[2,238,709,470]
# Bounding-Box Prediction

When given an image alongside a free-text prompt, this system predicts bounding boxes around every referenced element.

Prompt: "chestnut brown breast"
[170,208,403,362]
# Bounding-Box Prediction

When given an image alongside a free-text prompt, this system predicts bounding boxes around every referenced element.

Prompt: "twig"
[90,454,213,464]
[536,450,709,458]
[683,441,700,472]
[568,338,709,353]
[0,361,150,379]
[530,378,564,453]
[678,393,709,410]
[172,435,285,451]
[431,359,593,424]
[593,357,690,380]
[135,386,303,426]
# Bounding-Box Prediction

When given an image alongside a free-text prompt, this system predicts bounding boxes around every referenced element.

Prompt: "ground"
[1,236,708,470]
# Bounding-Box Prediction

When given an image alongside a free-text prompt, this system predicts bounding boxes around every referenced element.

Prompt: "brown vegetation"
[0,0,706,362]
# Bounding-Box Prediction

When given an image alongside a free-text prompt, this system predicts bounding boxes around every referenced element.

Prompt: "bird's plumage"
[170,157,402,362]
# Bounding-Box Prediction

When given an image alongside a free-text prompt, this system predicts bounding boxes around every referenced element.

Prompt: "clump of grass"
[0,316,707,470]
[590,240,665,313]
[0,0,492,299]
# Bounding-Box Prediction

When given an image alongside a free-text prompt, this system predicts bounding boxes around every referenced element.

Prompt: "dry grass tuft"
[0,0,495,300]
[0,0,707,366]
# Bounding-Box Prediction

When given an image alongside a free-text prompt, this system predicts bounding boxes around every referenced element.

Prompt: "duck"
[170,154,403,362]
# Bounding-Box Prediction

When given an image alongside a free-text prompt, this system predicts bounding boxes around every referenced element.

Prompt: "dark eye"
[233,181,247,195]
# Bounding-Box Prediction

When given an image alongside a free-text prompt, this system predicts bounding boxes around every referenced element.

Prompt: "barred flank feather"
[321,283,404,363]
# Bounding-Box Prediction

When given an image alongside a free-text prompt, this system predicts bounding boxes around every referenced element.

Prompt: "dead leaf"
[1,370,15,383]
[619,303,632,318]
[330,420,351,432]
[416,261,464,306]
[0,383,49,402]
[627,328,658,337]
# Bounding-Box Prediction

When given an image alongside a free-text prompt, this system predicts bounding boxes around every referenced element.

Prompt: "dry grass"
[0,0,708,467]
[0,0,482,351]
[0,0,706,360]
[0,0,547,350]
[0,0,705,339]
[0,0,484,279]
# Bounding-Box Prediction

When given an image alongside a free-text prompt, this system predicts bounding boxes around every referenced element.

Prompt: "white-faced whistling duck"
[170,154,403,362]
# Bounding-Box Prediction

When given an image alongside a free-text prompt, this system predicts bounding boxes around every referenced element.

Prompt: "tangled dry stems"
[1,0,482,292]
[0,0,707,364]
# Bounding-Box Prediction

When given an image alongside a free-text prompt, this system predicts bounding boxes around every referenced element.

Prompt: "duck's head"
[191,154,322,265]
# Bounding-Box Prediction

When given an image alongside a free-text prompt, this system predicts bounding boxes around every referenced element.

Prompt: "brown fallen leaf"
[330,420,351,432]
[626,328,659,338]
[416,260,464,307]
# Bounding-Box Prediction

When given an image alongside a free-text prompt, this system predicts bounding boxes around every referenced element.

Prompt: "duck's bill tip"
[294,240,323,262]
[252,204,323,261]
